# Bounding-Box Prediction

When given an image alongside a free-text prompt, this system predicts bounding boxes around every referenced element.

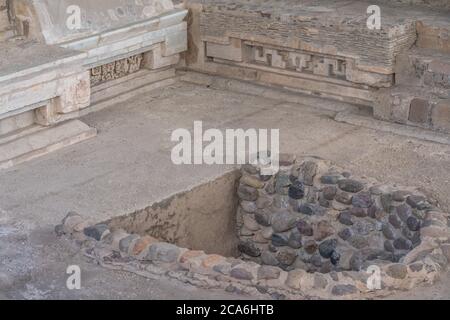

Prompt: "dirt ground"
[1,77,449,299]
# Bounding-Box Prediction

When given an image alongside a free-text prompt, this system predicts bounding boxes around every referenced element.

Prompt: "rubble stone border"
[57,156,450,300]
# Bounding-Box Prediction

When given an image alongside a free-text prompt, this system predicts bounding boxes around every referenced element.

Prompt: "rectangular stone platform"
[0,0,188,169]
[0,41,90,125]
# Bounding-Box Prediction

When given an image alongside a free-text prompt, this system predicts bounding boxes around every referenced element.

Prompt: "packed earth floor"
[1,76,450,299]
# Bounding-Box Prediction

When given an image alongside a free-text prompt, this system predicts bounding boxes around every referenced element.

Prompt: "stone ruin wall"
[0,0,12,41]
[182,0,450,133]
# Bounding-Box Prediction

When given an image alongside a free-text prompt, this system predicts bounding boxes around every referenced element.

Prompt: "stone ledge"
[0,119,97,170]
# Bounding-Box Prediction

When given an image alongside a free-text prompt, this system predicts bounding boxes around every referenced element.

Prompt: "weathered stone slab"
[0,119,96,170]
[0,41,90,121]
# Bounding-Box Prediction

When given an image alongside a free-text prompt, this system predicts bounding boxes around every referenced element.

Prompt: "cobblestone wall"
[236,157,433,274]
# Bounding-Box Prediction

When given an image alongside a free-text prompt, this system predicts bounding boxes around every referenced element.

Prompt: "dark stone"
[299,161,318,186]
[238,240,261,257]
[322,186,337,200]
[335,191,353,205]
[297,203,325,216]
[320,261,334,273]
[338,211,354,226]
[338,228,353,241]
[386,264,407,279]
[409,262,424,272]
[338,179,364,193]
[289,174,299,184]
[242,164,259,175]
[393,238,413,250]
[147,243,182,263]
[272,233,289,247]
[409,98,430,124]
[237,185,258,201]
[332,284,357,296]
[288,230,303,249]
[255,209,272,227]
[259,174,272,182]
[352,192,373,208]
[320,174,341,185]
[389,214,402,229]
[288,181,305,200]
[318,195,331,208]
[410,231,421,245]
[384,240,395,253]
[119,234,140,253]
[276,249,297,266]
[84,224,109,241]
[297,220,314,236]
[402,227,415,241]
[406,195,430,210]
[319,239,338,259]
[350,252,364,271]
[349,207,367,218]
[261,251,279,266]
[304,240,318,254]
[342,172,352,178]
[330,251,341,265]
[349,235,369,249]
[275,173,291,195]
[396,204,412,222]
[382,224,396,240]
[310,254,323,268]
[230,268,253,280]
[54,224,64,236]
[271,211,298,232]
[352,220,376,235]
[380,193,393,212]
[392,190,410,202]
[407,216,421,231]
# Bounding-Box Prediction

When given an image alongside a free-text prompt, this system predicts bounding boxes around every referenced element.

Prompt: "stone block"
[417,21,450,54]
[408,98,430,124]
[431,99,450,132]
[206,39,244,62]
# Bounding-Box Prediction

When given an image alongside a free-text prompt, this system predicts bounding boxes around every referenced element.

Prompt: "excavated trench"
[104,157,440,275]
[64,156,449,298]
[106,170,241,257]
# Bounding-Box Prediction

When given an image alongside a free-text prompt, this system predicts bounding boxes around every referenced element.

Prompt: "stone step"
[416,17,450,54]
[0,119,97,170]
[396,47,450,95]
